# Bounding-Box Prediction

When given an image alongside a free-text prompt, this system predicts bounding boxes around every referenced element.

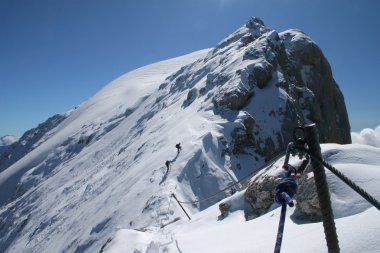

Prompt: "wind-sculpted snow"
[0,49,215,253]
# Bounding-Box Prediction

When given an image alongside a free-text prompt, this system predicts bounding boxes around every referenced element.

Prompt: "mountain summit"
[0,17,352,253]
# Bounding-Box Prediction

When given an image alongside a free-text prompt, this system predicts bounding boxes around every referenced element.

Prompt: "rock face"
[158,16,351,194]
[239,17,350,222]
[205,17,350,164]
[280,30,351,144]
[244,174,282,218]
[294,168,321,221]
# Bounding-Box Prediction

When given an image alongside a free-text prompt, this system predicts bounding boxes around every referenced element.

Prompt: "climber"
[165,160,171,173]
[175,143,182,154]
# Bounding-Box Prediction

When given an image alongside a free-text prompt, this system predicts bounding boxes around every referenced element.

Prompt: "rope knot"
[275,178,298,207]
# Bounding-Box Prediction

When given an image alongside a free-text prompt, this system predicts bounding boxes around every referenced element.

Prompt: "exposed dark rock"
[294,171,321,221]
[280,30,351,144]
[253,62,274,89]
[215,19,351,164]
[245,163,322,222]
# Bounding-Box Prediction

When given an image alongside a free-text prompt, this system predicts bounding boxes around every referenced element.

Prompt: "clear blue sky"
[1,0,379,137]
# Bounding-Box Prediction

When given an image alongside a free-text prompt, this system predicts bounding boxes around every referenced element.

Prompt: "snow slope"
[0,49,219,253]
[106,144,380,253]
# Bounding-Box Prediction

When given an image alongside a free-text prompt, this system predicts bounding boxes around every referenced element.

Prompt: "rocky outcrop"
[294,170,321,221]
[157,17,351,185]
[280,29,351,144]
[245,162,322,222]
[244,174,281,218]
[242,22,351,221]
[209,17,351,164]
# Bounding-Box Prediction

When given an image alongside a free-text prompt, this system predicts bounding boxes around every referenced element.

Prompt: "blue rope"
[273,174,298,253]
[274,203,287,253]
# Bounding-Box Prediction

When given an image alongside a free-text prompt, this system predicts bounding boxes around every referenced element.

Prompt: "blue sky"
[0,0,379,137]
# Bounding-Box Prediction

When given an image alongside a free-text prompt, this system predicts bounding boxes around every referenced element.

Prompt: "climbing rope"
[273,150,298,253]
[301,148,380,211]
[173,125,379,253]
[175,132,380,212]
[274,203,287,253]
[287,125,380,212]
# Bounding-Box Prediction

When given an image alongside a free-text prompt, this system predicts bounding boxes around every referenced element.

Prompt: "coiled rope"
[274,170,298,253]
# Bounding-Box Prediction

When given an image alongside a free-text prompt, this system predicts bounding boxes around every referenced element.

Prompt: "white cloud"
[351,125,380,147]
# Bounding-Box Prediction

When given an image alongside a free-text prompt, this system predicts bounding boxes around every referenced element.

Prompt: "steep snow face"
[0,17,351,253]
[0,49,216,253]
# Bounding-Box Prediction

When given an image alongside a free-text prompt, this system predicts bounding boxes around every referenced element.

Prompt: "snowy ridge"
[0,18,374,253]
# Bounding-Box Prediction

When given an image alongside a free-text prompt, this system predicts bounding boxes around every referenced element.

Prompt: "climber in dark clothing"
[175,143,182,154]
[165,160,171,173]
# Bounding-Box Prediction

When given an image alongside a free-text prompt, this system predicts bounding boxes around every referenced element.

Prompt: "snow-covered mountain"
[0,135,18,147]
[1,17,377,253]
[0,135,18,156]
[0,114,68,173]
[0,48,212,253]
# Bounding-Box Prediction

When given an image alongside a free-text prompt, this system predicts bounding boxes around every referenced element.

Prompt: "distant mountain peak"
[0,135,18,146]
